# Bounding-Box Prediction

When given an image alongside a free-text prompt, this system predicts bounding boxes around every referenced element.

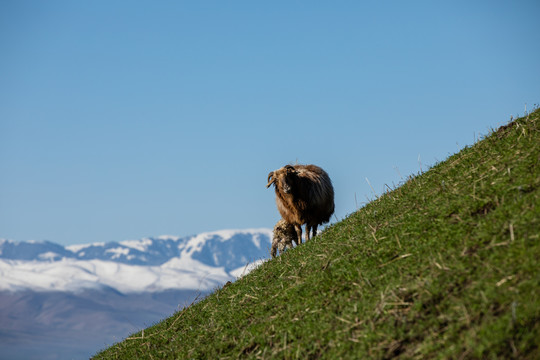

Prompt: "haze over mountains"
[0,229,272,360]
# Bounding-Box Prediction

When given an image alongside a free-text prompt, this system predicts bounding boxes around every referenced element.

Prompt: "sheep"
[266,164,334,245]
[271,219,298,257]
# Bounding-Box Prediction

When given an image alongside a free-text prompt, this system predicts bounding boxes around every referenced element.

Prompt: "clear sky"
[1,1,539,246]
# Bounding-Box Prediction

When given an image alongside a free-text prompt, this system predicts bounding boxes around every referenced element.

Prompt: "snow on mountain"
[0,229,274,359]
[0,228,272,294]
[0,257,230,293]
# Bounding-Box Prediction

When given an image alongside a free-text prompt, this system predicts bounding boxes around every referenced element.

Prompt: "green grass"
[94,109,540,359]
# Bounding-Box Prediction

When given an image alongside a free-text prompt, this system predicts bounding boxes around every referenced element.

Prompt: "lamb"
[266,164,335,244]
[271,219,298,257]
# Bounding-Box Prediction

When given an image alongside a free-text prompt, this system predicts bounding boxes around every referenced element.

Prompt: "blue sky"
[1,1,539,246]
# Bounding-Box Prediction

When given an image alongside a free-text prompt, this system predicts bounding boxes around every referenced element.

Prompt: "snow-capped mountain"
[0,229,272,360]
[0,228,272,293]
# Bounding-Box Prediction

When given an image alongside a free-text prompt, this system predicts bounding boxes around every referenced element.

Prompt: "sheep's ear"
[266,172,275,188]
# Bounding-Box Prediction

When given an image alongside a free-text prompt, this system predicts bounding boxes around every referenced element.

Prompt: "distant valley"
[0,229,272,360]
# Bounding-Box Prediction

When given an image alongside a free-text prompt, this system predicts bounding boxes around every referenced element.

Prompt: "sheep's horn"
[266,172,274,188]
[284,165,296,173]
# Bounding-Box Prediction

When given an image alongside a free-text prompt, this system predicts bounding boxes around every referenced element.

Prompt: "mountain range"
[0,229,272,360]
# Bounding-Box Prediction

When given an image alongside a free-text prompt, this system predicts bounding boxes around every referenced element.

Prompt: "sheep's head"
[267,165,296,194]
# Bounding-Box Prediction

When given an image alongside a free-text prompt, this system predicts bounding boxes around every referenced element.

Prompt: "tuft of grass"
[94,109,540,359]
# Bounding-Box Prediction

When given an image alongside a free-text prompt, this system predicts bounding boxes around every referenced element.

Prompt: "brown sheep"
[271,219,297,257]
[266,164,334,244]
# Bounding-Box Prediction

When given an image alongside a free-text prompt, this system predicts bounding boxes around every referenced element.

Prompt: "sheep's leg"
[294,224,303,245]
[311,224,318,239]
[271,241,278,258]
[305,224,311,242]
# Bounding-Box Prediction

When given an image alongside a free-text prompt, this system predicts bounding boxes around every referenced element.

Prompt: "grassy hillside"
[95,109,540,359]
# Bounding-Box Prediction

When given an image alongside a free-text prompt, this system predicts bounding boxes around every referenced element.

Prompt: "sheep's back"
[294,165,334,223]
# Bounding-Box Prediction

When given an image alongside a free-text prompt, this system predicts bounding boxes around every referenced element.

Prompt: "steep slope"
[95,110,539,359]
